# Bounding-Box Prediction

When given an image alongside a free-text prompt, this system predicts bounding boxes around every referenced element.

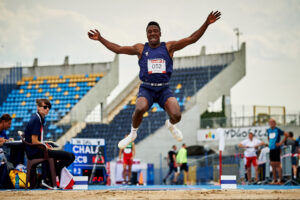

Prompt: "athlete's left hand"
[275,142,282,147]
[206,11,221,25]
[88,29,101,41]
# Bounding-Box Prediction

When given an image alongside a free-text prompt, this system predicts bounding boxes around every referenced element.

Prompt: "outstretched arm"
[238,143,248,148]
[166,11,221,57]
[88,29,144,56]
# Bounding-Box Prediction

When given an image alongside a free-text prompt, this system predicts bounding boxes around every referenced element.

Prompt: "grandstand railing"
[200,114,300,128]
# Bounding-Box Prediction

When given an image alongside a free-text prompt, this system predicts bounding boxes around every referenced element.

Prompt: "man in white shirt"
[238,132,264,183]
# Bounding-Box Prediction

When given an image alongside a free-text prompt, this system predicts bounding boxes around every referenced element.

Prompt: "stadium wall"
[173,47,235,69]
[0,68,11,82]
[21,57,110,77]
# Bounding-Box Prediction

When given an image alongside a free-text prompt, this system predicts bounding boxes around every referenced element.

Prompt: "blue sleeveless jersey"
[138,42,173,83]
[267,127,284,150]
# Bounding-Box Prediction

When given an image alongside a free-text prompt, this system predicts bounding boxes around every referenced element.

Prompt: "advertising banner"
[197,126,268,142]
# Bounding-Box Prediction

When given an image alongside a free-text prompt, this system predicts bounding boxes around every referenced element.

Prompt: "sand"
[1,189,300,200]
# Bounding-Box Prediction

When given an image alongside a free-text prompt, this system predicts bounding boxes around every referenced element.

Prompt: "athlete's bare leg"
[122,164,127,183]
[255,166,259,182]
[127,164,132,183]
[277,163,283,182]
[246,167,252,183]
[164,97,183,141]
[270,162,277,182]
[132,97,149,128]
[164,97,181,124]
[185,171,190,185]
[118,97,149,149]
[173,171,179,183]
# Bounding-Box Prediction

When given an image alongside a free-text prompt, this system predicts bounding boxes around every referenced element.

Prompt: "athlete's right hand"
[88,29,101,41]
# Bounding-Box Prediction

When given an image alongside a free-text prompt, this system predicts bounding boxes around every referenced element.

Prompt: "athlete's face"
[146,25,161,47]
[269,119,276,129]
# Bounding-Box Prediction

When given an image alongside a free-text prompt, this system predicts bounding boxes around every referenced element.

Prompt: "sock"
[166,119,174,128]
[131,125,138,133]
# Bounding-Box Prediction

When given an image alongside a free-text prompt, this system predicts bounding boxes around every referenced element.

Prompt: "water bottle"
[15,173,20,189]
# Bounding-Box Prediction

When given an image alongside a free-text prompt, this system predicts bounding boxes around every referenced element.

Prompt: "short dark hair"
[289,131,294,137]
[36,98,51,109]
[146,21,160,31]
[0,114,12,122]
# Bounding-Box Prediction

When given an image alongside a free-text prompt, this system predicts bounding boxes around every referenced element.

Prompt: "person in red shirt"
[118,134,135,185]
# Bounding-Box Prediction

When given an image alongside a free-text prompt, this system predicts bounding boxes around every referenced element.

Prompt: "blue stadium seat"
[0,73,104,141]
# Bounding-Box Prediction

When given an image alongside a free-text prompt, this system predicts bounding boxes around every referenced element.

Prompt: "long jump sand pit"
[2,189,300,200]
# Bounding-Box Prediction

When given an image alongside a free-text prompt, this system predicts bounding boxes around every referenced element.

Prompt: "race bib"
[124,148,132,154]
[269,132,276,139]
[147,59,166,74]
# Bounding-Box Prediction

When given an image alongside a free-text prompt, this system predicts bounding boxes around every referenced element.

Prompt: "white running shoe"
[165,120,183,141]
[118,132,137,149]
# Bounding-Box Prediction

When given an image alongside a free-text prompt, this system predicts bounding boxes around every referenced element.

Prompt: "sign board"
[69,138,107,184]
[197,126,268,142]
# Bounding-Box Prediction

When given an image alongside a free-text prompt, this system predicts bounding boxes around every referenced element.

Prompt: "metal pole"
[233,28,241,51]
[219,150,222,184]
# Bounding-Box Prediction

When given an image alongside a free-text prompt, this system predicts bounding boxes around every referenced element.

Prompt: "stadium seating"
[76,65,227,161]
[0,73,104,141]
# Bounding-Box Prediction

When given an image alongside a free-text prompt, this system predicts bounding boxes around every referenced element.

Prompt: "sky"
[0,0,300,116]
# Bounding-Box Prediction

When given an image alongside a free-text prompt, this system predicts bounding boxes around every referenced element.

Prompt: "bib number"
[269,132,276,139]
[147,59,166,74]
[124,148,132,154]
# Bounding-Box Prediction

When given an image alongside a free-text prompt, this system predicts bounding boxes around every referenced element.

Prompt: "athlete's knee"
[133,105,148,117]
[170,112,181,124]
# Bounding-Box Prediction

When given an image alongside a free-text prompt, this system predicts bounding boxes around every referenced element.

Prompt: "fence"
[160,145,300,185]
[200,114,300,129]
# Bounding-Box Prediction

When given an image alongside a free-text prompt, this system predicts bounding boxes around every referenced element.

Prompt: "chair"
[19,132,57,189]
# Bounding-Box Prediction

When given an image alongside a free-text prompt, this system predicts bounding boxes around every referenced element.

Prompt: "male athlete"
[88,11,221,149]
[118,134,135,184]
[163,145,178,184]
[267,119,288,184]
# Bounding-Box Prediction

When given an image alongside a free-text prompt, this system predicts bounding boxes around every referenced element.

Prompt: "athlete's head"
[146,21,161,47]
[0,114,12,130]
[248,132,254,140]
[182,143,186,148]
[36,98,51,117]
[289,131,293,138]
[172,145,177,151]
[269,118,276,129]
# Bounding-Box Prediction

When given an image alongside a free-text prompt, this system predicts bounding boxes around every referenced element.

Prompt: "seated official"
[0,114,13,145]
[24,99,75,186]
[0,114,15,189]
[0,114,24,167]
